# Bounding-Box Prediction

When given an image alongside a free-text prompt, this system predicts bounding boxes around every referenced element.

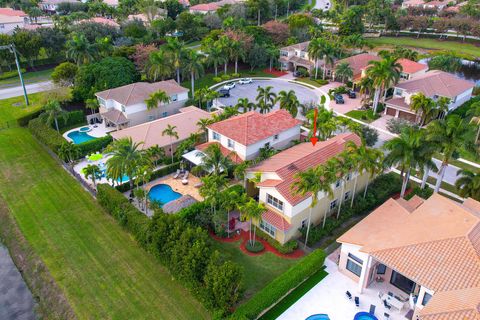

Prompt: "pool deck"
[63,123,113,143]
[144,173,203,202]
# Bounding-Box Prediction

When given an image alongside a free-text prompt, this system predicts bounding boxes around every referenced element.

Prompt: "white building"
[0,8,27,34]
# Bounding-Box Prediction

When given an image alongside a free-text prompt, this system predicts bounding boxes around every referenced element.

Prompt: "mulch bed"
[262,68,288,77]
[210,229,304,259]
[392,188,413,199]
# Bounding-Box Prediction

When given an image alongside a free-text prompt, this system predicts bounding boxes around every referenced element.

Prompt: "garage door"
[398,111,417,122]
[385,107,397,116]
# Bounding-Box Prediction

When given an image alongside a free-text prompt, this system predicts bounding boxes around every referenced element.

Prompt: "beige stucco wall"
[126,100,186,127]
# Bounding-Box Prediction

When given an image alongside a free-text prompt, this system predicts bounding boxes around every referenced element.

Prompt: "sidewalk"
[0,81,54,99]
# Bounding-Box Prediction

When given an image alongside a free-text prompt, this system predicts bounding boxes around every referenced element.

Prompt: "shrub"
[230,249,326,320]
[255,229,298,254]
[51,62,78,86]
[386,117,417,134]
[451,96,480,119]
[213,76,222,83]
[231,73,240,78]
[28,118,64,153]
[115,162,180,192]
[77,135,112,157]
[57,110,85,130]
[405,186,433,200]
[246,241,264,253]
[361,126,379,147]
[17,109,44,127]
[295,68,309,78]
[221,74,231,81]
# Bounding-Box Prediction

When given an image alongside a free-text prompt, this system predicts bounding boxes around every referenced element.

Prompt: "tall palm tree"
[41,100,69,132]
[239,197,266,245]
[277,90,300,118]
[200,174,228,216]
[165,37,185,83]
[58,142,80,166]
[328,152,356,218]
[146,50,174,81]
[162,124,179,164]
[383,127,426,198]
[292,165,334,248]
[236,98,256,113]
[83,164,102,189]
[334,62,353,83]
[65,33,97,65]
[205,45,226,77]
[183,50,205,97]
[426,116,475,193]
[145,90,171,119]
[197,143,233,175]
[222,190,243,237]
[307,38,325,80]
[455,169,480,200]
[358,76,374,105]
[366,56,402,113]
[230,40,246,74]
[136,162,154,214]
[266,45,279,71]
[306,107,338,141]
[410,93,437,126]
[217,36,232,74]
[197,118,213,141]
[255,86,276,114]
[85,98,99,115]
[106,137,146,190]
[467,101,480,143]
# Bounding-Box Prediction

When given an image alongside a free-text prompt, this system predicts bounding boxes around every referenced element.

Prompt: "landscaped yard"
[0,91,48,124]
[368,36,480,59]
[294,77,329,88]
[210,238,299,300]
[0,128,210,319]
[0,68,54,88]
[345,109,380,123]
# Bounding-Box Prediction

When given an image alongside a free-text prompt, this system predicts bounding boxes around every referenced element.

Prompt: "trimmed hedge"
[77,135,112,157]
[28,118,65,153]
[230,249,327,320]
[246,241,264,253]
[255,229,298,254]
[115,162,180,192]
[57,110,85,130]
[17,109,44,127]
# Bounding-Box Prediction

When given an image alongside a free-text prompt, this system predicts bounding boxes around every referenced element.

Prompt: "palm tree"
[217,36,232,74]
[205,45,226,77]
[328,152,356,218]
[85,98,99,115]
[222,190,243,237]
[146,50,174,81]
[197,143,233,175]
[65,33,97,65]
[183,50,205,97]
[292,165,334,248]
[455,169,480,200]
[239,197,266,245]
[266,45,279,71]
[162,124,179,164]
[306,107,338,141]
[383,127,426,197]
[410,93,437,126]
[255,86,276,114]
[83,164,102,189]
[236,98,256,113]
[41,100,69,132]
[106,137,146,190]
[307,38,324,79]
[145,90,171,120]
[200,174,228,216]
[165,37,185,83]
[366,56,402,113]
[230,40,246,74]
[426,116,475,193]
[197,118,213,141]
[58,142,80,166]
[145,145,165,167]
[467,101,480,143]
[358,76,374,105]
[277,90,300,118]
[322,43,338,80]
[334,62,353,83]
[136,162,154,214]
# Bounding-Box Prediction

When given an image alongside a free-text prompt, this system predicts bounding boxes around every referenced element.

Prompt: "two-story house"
[337,193,480,320]
[0,8,27,34]
[190,109,302,164]
[384,70,475,122]
[279,41,316,73]
[244,133,370,245]
[39,0,79,13]
[95,80,189,129]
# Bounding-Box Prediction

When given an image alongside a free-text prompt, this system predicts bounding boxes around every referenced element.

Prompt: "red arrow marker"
[310,107,318,146]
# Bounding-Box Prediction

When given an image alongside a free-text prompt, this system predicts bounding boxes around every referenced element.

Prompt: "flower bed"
[262,68,288,77]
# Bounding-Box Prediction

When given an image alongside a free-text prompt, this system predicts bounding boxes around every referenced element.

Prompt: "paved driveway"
[0,80,54,99]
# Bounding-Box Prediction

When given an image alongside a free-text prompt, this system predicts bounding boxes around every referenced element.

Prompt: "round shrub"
[246,241,264,253]
[231,73,240,78]
[221,74,231,81]
[213,77,222,83]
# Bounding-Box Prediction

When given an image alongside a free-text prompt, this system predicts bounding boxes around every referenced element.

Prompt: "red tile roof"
[263,209,291,231]
[207,110,301,146]
[248,133,361,205]
[196,141,243,164]
[189,2,219,11]
[397,58,428,74]
[337,53,380,78]
[0,8,27,16]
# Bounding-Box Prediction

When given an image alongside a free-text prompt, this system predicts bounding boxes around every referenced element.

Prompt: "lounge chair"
[345,291,352,300]
[355,297,360,307]
[369,304,376,315]
[183,170,189,179]
[383,313,390,320]
[173,169,181,179]
[383,300,392,310]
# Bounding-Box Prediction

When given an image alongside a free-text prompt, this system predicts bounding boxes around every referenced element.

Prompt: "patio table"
[381,293,404,310]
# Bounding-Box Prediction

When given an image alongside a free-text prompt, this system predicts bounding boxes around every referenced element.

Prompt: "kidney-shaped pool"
[149,184,182,206]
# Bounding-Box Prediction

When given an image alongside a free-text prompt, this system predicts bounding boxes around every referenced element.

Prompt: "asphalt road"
[0,80,54,99]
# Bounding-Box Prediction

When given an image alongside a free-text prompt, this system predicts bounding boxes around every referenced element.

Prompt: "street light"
[0,44,29,106]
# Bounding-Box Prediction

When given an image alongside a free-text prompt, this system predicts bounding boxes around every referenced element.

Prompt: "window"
[335,180,341,188]
[228,139,235,149]
[346,253,363,277]
[344,191,351,200]
[394,88,403,96]
[300,52,305,58]
[260,220,276,237]
[330,199,338,210]
[121,105,126,112]
[171,94,178,101]
[273,134,279,140]
[267,194,284,211]
[377,264,386,275]
[421,292,432,306]
[148,115,154,121]
[213,132,220,141]
[301,218,308,229]
[264,142,270,148]
[280,51,288,57]
[162,112,168,118]
[98,97,105,105]
[346,173,351,181]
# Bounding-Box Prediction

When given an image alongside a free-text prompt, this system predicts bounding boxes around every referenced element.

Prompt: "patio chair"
[183,170,189,179]
[388,292,394,297]
[354,297,360,307]
[383,300,392,310]
[369,304,376,315]
[345,291,352,300]
[173,169,181,179]
[383,313,390,320]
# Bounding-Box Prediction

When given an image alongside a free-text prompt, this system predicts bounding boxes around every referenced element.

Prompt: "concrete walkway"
[0,80,54,99]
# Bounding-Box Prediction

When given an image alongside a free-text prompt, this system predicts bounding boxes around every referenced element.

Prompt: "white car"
[238,78,253,85]
[223,82,236,90]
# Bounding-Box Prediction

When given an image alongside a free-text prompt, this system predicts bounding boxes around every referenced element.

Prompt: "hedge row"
[255,229,298,254]
[115,162,180,192]
[17,109,44,127]
[57,110,85,130]
[76,135,112,158]
[300,172,403,246]
[96,184,244,317]
[230,249,327,320]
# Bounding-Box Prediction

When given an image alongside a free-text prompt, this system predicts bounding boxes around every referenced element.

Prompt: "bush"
[246,241,264,253]
[17,109,44,127]
[255,229,298,254]
[77,135,113,157]
[386,118,417,134]
[57,110,85,130]
[295,68,309,78]
[361,126,379,147]
[115,162,180,192]
[230,249,326,319]
[213,76,222,83]
[405,186,433,200]
[221,74,231,81]
[51,62,78,86]
[28,118,65,153]
[451,96,480,119]
[231,73,240,78]
[0,69,25,80]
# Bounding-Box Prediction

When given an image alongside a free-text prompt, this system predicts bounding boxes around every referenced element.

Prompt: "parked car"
[334,93,345,104]
[218,88,230,97]
[348,90,356,99]
[223,82,236,90]
[238,78,253,84]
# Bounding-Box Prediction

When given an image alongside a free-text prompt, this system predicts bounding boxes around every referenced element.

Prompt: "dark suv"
[218,88,230,97]
[348,90,356,99]
[334,93,345,104]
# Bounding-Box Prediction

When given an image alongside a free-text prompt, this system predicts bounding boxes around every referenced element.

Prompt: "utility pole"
[0,44,29,106]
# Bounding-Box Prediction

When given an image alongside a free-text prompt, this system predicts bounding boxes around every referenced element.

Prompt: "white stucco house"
[0,8,27,34]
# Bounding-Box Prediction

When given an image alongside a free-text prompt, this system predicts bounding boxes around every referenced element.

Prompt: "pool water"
[306,314,330,320]
[354,312,378,320]
[67,129,97,144]
[149,184,182,206]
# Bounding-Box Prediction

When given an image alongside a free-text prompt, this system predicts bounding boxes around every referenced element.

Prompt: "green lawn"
[211,239,299,300]
[294,77,329,88]
[0,128,210,320]
[368,37,480,59]
[0,91,49,125]
[0,68,54,88]
[345,110,380,123]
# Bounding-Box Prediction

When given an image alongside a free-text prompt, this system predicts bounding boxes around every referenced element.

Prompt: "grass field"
[211,239,298,301]
[0,128,210,319]
[345,110,380,123]
[0,92,47,123]
[0,68,53,88]
[369,37,480,59]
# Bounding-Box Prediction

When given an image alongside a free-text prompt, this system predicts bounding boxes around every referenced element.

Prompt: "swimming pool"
[67,127,97,144]
[149,184,182,206]
[354,312,378,320]
[306,314,330,320]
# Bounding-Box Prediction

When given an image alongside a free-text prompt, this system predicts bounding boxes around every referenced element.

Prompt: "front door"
[390,270,415,293]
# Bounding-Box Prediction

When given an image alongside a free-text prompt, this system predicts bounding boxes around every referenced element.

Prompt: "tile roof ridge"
[124,82,138,106]
[370,235,470,255]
